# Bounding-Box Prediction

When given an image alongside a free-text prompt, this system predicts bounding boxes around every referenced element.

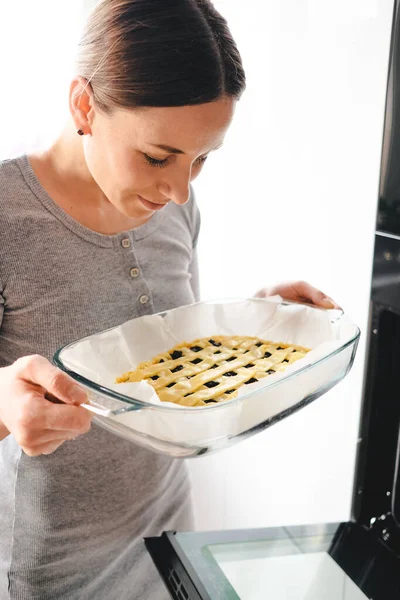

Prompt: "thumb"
[294,282,335,308]
[319,296,336,308]
[17,355,87,405]
[310,290,336,309]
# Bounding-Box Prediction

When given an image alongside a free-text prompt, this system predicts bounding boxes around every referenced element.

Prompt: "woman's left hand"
[255,281,341,309]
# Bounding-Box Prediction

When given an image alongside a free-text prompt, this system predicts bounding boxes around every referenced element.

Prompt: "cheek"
[85,138,151,195]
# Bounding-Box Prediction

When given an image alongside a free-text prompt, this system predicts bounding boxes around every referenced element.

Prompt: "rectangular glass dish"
[53,298,360,458]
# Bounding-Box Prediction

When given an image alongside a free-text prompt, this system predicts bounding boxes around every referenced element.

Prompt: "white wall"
[0,0,84,159]
[188,0,394,530]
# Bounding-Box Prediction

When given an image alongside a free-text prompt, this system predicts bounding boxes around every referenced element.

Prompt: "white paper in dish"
[59,298,357,444]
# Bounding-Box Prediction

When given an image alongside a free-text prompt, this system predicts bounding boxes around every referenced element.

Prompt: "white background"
[0,0,395,530]
[0,0,84,158]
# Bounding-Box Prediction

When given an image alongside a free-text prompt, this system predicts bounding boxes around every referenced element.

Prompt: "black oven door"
[145,521,400,600]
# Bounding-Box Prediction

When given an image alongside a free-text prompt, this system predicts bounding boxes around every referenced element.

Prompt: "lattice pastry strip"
[117,336,310,407]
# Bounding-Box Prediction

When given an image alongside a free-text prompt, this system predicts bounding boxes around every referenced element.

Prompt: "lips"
[138,195,168,211]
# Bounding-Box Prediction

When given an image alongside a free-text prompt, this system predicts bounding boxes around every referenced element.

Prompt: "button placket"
[117,234,140,279]
[116,234,154,313]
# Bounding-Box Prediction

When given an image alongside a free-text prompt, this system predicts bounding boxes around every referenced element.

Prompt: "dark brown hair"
[75,0,246,112]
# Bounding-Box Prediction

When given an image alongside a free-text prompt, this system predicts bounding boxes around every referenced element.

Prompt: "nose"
[157,165,191,206]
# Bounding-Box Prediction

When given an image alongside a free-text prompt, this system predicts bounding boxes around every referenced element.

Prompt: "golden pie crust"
[116,336,310,407]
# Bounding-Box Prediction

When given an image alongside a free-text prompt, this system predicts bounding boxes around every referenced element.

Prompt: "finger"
[23,440,66,457]
[254,288,270,298]
[294,282,339,309]
[321,296,341,310]
[24,428,81,445]
[16,355,87,405]
[41,401,93,434]
[41,442,64,455]
[10,398,89,449]
[307,290,341,309]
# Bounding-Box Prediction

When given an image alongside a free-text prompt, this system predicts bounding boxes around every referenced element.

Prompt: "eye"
[143,153,208,169]
[143,154,169,168]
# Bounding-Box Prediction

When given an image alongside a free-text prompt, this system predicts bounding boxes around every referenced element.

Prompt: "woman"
[0,1,336,598]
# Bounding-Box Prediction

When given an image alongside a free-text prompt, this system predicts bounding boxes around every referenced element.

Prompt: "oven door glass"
[201,535,368,600]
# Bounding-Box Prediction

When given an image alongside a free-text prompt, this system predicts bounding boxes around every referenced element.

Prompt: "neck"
[41,121,103,202]
[29,121,146,234]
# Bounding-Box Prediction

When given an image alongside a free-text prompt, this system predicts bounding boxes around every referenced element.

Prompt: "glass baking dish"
[53,298,360,458]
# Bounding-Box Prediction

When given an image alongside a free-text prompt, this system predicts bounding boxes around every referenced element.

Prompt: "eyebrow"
[147,142,224,154]
[148,143,184,154]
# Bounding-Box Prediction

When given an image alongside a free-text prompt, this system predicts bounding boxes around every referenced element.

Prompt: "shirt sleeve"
[188,186,201,302]
[0,285,4,330]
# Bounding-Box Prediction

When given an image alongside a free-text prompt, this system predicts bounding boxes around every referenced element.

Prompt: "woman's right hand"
[0,355,92,456]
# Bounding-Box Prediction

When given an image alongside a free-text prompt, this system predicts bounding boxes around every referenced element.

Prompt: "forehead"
[113,97,235,153]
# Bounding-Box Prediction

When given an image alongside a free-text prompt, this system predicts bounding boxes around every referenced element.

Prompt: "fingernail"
[321,297,335,308]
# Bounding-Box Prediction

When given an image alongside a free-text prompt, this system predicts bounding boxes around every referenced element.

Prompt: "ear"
[69,76,96,135]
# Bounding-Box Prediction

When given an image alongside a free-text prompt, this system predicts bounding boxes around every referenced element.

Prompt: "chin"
[109,194,141,216]
[117,200,152,220]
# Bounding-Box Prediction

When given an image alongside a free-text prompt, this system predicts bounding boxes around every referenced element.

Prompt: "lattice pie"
[116,336,310,407]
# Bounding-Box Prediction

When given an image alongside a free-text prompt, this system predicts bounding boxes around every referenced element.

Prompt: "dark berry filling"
[204,381,219,388]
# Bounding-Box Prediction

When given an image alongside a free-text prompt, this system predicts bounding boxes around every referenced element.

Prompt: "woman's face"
[72,84,235,220]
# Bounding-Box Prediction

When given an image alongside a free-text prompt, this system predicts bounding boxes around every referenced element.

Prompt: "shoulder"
[0,155,35,216]
[0,155,49,265]
[0,155,27,185]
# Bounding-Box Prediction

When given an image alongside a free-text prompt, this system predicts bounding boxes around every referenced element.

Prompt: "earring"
[77,129,84,136]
